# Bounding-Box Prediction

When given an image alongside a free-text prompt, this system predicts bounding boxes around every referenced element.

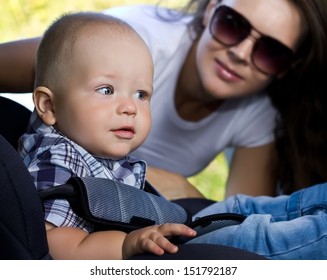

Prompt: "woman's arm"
[146,166,204,200]
[225,143,277,197]
[0,37,40,93]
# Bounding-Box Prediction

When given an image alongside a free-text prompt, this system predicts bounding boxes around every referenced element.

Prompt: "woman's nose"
[228,37,254,65]
[228,28,261,66]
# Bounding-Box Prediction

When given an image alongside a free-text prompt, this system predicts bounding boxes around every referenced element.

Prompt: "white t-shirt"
[105,5,277,176]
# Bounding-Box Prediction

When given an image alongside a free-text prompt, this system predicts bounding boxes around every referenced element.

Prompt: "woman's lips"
[215,59,243,82]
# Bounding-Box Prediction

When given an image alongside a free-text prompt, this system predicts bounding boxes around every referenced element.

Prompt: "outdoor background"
[1,0,228,201]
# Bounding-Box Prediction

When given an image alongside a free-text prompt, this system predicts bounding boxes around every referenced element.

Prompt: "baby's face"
[54,27,153,159]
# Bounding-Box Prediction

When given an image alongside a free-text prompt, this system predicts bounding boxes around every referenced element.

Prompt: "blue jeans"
[188,183,327,259]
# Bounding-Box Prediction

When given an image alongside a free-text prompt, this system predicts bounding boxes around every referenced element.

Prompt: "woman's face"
[196,0,308,99]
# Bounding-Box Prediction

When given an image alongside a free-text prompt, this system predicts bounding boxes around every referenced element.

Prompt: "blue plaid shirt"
[19,110,147,232]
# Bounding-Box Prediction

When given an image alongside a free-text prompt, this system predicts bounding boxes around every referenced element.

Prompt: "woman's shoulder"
[103,4,191,28]
[103,5,193,46]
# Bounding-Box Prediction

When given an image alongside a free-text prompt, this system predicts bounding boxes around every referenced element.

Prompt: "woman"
[1,0,326,198]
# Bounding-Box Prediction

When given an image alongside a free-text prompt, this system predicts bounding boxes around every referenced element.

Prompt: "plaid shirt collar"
[19,110,147,189]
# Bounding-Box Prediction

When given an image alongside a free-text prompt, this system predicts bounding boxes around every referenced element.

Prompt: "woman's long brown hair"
[160,0,327,194]
[268,0,327,193]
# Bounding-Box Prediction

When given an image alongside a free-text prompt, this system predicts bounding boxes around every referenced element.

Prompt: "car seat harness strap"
[39,177,246,243]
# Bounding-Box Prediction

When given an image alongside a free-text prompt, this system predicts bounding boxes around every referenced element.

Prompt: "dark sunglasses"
[209,5,294,75]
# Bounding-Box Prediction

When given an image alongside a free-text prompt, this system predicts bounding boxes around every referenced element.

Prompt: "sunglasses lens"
[210,6,250,46]
[210,6,294,75]
[253,37,293,75]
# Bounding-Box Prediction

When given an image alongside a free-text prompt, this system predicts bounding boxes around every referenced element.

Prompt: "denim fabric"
[188,183,327,259]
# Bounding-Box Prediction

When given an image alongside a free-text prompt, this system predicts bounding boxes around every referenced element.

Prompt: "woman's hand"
[146,166,204,200]
[122,223,196,259]
[226,144,277,197]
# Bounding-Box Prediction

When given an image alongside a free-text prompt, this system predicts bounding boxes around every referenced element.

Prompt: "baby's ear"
[33,86,56,126]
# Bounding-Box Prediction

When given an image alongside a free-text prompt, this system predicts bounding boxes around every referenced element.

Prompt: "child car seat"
[0,97,266,260]
[0,133,51,259]
[0,96,31,149]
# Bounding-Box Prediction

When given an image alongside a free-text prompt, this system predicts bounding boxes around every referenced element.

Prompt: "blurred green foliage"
[1,0,228,201]
[188,154,228,201]
[1,0,188,42]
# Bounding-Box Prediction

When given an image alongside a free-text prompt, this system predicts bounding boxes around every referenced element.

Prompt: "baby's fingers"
[140,234,178,255]
[157,223,197,238]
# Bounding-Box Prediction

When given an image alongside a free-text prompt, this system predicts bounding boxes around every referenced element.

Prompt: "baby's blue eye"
[96,86,114,95]
[135,91,146,100]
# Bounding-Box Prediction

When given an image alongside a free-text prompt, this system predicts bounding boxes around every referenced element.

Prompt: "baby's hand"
[122,223,196,259]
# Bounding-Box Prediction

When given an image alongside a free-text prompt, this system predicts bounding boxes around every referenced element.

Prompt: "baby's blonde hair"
[35,12,143,94]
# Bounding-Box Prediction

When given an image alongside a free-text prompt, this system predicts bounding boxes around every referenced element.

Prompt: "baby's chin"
[88,142,141,160]
[92,149,135,160]
[92,153,128,160]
